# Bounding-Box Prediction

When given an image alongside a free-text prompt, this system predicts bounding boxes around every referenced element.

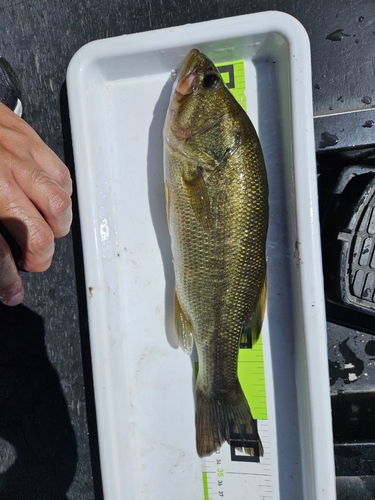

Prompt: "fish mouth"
[165,49,219,139]
[175,70,197,96]
[174,48,216,96]
[174,49,200,96]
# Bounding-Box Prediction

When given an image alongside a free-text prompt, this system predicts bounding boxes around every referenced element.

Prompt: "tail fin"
[195,383,263,458]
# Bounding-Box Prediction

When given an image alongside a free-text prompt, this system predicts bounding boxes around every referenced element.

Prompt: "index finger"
[1,107,73,195]
[32,139,73,196]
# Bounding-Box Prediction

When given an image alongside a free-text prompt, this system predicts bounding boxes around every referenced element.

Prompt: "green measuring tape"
[198,59,269,500]
[218,60,248,111]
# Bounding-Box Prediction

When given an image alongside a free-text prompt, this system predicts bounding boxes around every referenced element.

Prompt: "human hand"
[0,102,73,306]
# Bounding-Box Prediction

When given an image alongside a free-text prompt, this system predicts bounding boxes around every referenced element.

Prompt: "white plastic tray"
[67,11,336,500]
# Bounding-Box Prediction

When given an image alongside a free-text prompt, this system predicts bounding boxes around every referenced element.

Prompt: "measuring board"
[195,60,280,500]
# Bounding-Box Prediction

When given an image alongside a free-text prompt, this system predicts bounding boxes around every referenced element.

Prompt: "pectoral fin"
[182,168,212,229]
[174,292,194,355]
[240,275,267,348]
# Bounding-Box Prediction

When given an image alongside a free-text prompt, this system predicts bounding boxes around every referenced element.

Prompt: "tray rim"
[67,10,336,500]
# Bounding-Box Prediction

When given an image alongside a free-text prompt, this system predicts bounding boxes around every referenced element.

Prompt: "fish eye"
[203,73,221,90]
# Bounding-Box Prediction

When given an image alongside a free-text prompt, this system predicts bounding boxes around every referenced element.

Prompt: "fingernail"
[6,291,24,306]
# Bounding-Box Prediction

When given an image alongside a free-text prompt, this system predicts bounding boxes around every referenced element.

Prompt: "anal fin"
[174,292,194,355]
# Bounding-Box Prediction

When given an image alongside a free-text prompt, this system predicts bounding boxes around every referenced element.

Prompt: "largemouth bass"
[163,49,268,458]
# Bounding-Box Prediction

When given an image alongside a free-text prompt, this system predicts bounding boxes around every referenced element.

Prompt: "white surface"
[67,11,336,500]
